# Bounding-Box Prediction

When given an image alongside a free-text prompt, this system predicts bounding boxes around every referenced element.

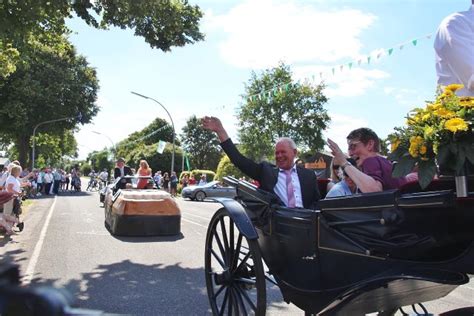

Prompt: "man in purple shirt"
[327,128,416,193]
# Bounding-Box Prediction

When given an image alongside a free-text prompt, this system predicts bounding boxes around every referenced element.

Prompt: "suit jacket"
[114,166,133,179]
[221,138,320,209]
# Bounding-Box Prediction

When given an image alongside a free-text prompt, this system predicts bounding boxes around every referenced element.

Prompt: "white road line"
[181,217,208,229]
[183,212,212,221]
[23,195,57,285]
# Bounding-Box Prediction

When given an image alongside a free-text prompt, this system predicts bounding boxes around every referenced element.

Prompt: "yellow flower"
[459,99,474,108]
[440,89,454,98]
[444,118,469,133]
[445,83,464,93]
[419,145,427,155]
[434,107,455,118]
[427,103,441,111]
[422,113,431,121]
[391,139,401,152]
[424,126,435,138]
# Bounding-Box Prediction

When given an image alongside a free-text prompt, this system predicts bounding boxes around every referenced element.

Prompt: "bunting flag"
[241,32,434,103]
[185,154,191,171]
[157,140,166,154]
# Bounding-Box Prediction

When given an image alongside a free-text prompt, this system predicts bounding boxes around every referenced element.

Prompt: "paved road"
[0,191,298,315]
[1,191,472,315]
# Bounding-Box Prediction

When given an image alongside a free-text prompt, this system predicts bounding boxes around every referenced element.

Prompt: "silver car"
[181,181,236,201]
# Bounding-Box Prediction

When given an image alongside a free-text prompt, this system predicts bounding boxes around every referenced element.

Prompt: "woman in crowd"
[1,164,22,234]
[161,172,170,192]
[137,160,152,189]
[326,160,342,192]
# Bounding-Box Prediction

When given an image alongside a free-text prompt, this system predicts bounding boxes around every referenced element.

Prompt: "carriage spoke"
[235,251,251,273]
[234,284,257,312]
[232,285,248,315]
[231,234,243,272]
[235,277,256,285]
[219,218,230,263]
[229,287,240,315]
[210,248,227,270]
[229,219,235,267]
[218,288,229,316]
[212,284,226,300]
[227,287,233,316]
[213,230,228,265]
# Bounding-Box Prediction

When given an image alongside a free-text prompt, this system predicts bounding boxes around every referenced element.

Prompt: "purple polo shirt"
[361,156,408,190]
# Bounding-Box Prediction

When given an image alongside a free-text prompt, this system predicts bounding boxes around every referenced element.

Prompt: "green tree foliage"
[115,118,182,174]
[87,149,113,173]
[214,154,244,181]
[0,0,204,78]
[238,63,330,161]
[181,115,221,171]
[0,34,99,166]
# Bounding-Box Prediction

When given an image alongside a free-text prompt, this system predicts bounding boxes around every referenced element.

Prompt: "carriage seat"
[317,188,472,260]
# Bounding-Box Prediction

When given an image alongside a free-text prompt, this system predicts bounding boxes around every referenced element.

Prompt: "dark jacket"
[114,166,133,179]
[221,138,320,209]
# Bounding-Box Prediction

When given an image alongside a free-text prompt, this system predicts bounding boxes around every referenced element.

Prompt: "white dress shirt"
[274,165,303,208]
[434,5,474,96]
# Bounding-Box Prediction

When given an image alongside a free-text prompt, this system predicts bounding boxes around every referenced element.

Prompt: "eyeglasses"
[348,141,361,150]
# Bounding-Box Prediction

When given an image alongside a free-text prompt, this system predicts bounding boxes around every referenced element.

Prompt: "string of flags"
[119,124,169,148]
[244,32,434,103]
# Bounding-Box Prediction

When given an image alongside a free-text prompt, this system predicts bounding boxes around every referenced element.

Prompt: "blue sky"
[69,0,470,160]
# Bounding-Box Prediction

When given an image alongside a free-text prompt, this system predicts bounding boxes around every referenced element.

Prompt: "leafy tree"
[0,0,204,78]
[238,63,330,161]
[0,34,99,167]
[115,118,183,174]
[181,115,221,171]
[214,154,244,181]
[87,149,113,173]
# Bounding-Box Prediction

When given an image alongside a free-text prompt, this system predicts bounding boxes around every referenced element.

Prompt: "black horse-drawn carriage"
[205,176,474,315]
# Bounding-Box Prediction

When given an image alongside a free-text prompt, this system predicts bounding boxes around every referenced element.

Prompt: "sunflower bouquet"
[388,84,474,189]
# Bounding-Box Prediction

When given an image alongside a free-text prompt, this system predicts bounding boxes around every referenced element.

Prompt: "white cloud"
[204,0,377,69]
[323,113,368,153]
[383,86,425,107]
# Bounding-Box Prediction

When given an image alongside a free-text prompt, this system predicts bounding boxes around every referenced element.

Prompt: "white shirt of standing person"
[5,175,21,194]
[434,4,474,96]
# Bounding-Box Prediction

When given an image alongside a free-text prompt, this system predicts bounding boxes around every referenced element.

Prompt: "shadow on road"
[31,260,211,314]
[111,233,185,243]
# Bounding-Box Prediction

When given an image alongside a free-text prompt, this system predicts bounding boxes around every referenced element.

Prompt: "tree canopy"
[181,115,222,171]
[0,0,204,78]
[238,63,330,161]
[0,33,99,166]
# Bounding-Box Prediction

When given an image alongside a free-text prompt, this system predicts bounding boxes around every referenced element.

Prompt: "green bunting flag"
[367,56,371,64]
[412,39,418,46]
[348,62,353,69]
[388,48,394,55]
[332,68,335,75]
[185,154,191,171]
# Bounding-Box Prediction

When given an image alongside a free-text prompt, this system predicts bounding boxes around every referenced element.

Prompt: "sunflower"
[444,118,469,133]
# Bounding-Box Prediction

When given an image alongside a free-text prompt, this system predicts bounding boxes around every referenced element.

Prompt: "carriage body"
[205,176,474,315]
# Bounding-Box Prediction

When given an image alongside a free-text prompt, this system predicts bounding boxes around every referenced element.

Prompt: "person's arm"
[202,116,261,181]
[327,138,383,193]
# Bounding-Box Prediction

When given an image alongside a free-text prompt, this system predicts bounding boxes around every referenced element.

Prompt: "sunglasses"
[348,141,361,150]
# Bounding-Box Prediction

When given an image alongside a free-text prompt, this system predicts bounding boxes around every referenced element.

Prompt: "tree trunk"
[16,135,30,169]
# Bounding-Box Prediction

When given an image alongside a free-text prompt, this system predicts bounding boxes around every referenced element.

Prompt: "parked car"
[181,181,236,201]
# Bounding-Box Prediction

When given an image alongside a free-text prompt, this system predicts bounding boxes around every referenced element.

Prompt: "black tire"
[205,208,266,316]
[195,191,206,202]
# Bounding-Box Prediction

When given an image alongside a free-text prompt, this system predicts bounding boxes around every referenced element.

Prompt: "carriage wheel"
[205,208,266,316]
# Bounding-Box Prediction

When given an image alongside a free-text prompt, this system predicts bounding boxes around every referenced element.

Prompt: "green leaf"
[455,145,467,176]
[436,144,450,167]
[388,145,406,161]
[418,160,437,189]
[392,155,415,177]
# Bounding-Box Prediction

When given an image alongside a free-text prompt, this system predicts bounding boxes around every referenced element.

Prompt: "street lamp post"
[131,91,175,174]
[32,117,75,170]
[92,131,116,160]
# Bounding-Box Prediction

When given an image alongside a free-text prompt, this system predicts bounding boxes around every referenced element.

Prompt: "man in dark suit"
[202,116,320,209]
[114,157,133,190]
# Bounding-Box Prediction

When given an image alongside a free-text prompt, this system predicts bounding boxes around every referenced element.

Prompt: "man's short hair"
[117,157,125,163]
[276,137,297,150]
[347,128,380,152]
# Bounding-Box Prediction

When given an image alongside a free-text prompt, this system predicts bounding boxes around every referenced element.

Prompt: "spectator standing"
[53,169,62,194]
[198,175,207,186]
[181,174,189,188]
[43,169,53,195]
[36,168,44,195]
[169,171,178,196]
[162,172,170,192]
[153,171,162,189]
[188,175,196,186]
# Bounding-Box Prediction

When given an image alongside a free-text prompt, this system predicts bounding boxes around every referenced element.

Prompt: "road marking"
[183,212,211,221]
[181,217,208,229]
[23,195,57,285]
